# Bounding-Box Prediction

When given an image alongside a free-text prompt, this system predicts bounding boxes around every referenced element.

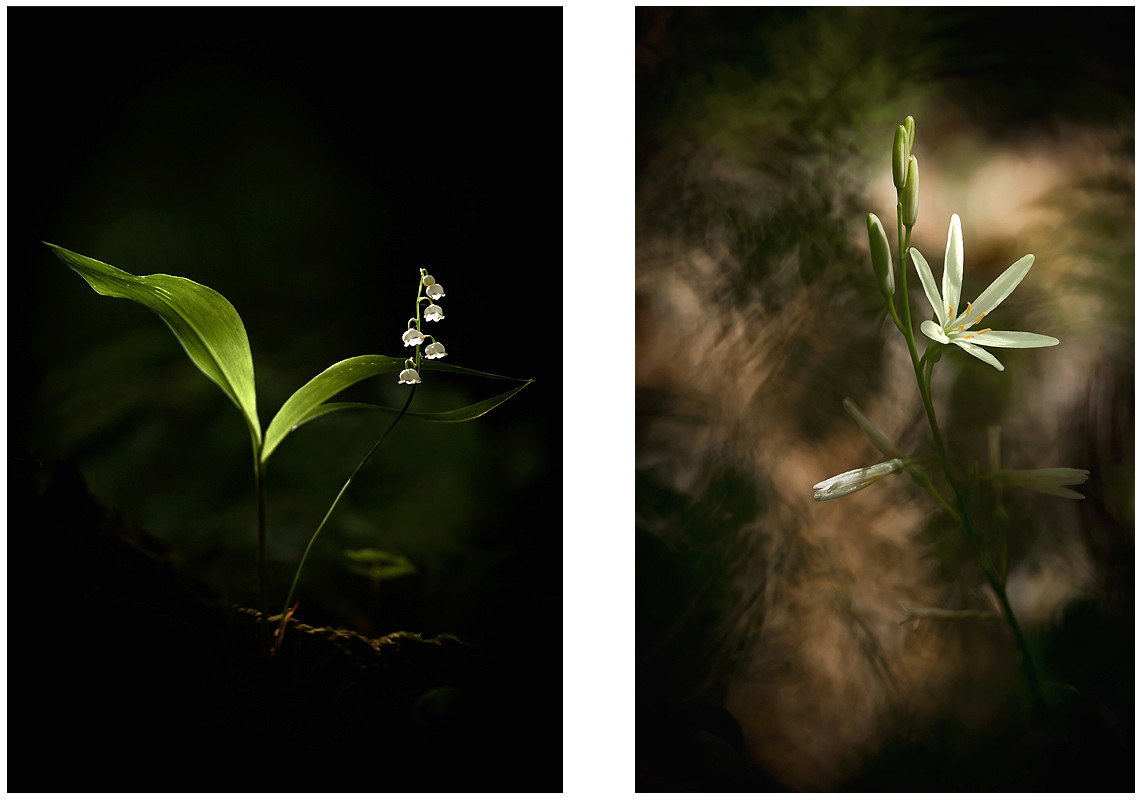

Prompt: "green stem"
[893,193,1045,715]
[253,436,269,647]
[274,385,417,642]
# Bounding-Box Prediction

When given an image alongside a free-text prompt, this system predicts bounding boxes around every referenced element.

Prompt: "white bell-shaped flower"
[402,327,424,347]
[424,341,447,359]
[422,274,436,287]
[426,282,445,300]
[424,303,445,322]
[398,367,421,385]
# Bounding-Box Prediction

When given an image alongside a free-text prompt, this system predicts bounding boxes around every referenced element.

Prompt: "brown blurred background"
[636,7,1132,791]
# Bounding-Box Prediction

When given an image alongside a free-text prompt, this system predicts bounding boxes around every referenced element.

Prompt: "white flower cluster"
[399,270,448,384]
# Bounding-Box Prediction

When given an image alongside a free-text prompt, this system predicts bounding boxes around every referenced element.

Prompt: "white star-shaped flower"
[423,341,447,359]
[910,213,1059,371]
[424,304,444,322]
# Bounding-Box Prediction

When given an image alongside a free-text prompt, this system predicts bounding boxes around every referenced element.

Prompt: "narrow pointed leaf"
[45,242,261,445]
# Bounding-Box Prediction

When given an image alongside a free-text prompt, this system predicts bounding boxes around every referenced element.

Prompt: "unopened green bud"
[866,213,894,297]
[903,115,915,154]
[902,156,919,228]
[892,125,908,190]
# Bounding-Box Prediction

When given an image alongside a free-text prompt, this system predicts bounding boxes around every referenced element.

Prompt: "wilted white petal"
[813,459,905,501]
[985,468,1089,499]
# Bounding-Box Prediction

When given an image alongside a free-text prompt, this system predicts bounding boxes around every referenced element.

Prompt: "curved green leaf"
[262,355,406,462]
[45,242,261,446]
[262,354,532,462]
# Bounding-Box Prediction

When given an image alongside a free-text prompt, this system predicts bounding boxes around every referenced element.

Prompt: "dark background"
[9,7,560,789]
[636,6,1133,792]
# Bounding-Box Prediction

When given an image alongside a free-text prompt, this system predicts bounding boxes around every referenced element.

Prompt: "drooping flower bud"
[813,459,906,501]
[902,155,920,228]
[866,213,894,297]
[892,125,908,190]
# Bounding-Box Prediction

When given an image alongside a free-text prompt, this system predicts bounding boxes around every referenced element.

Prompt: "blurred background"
[635,7,1132,791]
[10,7,559,780]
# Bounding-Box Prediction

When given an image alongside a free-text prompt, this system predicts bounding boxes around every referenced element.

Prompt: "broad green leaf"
[344,549,418,580]
[262,354,532,462]
[46,242,262,446]
[289,383,531,425]
[262,355,406,462]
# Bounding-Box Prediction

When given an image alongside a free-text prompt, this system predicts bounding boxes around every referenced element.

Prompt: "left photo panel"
[8,7,561,791]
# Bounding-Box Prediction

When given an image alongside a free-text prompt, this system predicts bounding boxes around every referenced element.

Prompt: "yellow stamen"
[974,312,986,324]
[964,328,992,339]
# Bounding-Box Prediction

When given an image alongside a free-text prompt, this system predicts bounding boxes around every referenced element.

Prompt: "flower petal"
[920,319,949,344]
[942,214,964,323]
[986,467,1089,499]
[964,330,1059,348]
[954,339,1005,371]
[966,254,1035,320]
[910,248,945,321]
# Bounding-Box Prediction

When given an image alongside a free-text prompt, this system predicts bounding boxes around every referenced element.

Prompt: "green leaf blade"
[262,355,406,462]
[262,355,532,461]
[46,242,262,446]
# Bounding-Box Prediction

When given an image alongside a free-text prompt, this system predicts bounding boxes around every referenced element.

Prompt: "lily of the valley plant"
[810,117,1089,713]
[46,243,533,651]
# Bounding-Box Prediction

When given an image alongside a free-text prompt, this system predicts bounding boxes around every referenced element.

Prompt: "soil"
[11,458,547,790]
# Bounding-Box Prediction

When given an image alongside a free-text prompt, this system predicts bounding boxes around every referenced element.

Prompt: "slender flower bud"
[813,459,905,502]
[903,115,915,155]
[902,155,920,228]
[892,125,908,190]
[843,397,903,458]
[866,213,894,297]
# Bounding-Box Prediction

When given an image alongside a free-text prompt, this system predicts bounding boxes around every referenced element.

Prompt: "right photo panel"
[635,7,1133,792]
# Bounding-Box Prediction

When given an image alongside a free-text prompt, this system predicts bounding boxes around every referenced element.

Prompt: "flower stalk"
[814,116,1090,714]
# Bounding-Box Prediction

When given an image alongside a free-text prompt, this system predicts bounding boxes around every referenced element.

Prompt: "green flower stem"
[894,202,1045,714]
[274,385,417,645]
[254,437,269,647]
